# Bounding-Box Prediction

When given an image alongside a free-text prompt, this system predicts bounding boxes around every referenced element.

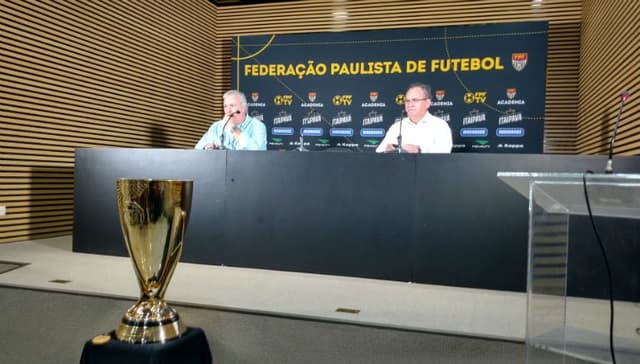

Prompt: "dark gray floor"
[0,286,589,364]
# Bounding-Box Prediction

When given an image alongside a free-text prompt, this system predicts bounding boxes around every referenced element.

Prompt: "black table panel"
[73,148,640,298]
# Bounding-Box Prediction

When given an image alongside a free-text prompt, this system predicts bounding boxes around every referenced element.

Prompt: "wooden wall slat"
[577,0,640,155]
[1,0,217,243]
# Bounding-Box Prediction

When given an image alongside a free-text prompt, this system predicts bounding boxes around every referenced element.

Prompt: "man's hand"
[403,144,421,153]
[385,144,397,152]
[230,126,241,138]
[203,143,218,150]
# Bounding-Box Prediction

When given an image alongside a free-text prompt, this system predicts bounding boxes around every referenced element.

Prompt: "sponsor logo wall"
[232,22,548,153]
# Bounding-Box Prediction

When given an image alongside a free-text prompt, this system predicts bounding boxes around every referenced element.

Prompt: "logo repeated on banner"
[302,110,323,125]
[362,91,386,107]
[463,91,488,104]
[511,53,528,72]
[497,88,526,105]
[432,109,451,123]
[498,109,523,125]
[250,110,264,122]
[248,92,266,107]
[332,94,353,106]
[302,92,324,107]
[274,95,293,106]
[232,22,547,153]
[273,110,293,126]
[431,89,454,107]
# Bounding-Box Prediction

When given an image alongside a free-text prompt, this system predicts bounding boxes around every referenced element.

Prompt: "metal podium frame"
[498,172,640,364]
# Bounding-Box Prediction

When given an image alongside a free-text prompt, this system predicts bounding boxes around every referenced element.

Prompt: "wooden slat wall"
[577,0,640,155]
[0,0,218,243]
[1,0,638,244]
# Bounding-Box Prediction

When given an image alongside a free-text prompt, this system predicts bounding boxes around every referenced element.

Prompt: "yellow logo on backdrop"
[332,95,353,106]
[273,95,293,106]
[464,92,488,104]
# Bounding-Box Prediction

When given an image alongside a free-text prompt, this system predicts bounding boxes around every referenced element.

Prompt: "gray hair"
[223,90,248,112]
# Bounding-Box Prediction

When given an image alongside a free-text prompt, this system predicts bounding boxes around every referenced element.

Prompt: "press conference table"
[73,148,640,300]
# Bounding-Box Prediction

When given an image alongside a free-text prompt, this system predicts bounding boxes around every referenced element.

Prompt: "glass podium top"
[497,172,640,219]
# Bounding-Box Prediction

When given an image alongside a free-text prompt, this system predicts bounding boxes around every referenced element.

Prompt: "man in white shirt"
[376,83,453,154]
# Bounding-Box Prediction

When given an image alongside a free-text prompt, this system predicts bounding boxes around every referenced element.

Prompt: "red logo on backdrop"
[512,53,528,71]
[369,91,378,102]
[435,90,445,101]
[251,92,259,102]
[506,88,517,99]
[308,92,317,102]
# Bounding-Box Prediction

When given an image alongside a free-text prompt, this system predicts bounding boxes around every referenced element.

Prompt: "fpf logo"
[463,91,487,104]
[332,94,352,106]
[512,53,528,71]
[274,95,293,106]
[395,94,405,105]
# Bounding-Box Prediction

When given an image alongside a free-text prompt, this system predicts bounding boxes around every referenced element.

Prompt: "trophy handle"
[157,208,187,299]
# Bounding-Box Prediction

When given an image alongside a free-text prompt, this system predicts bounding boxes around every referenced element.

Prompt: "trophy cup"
[115,178,193,343]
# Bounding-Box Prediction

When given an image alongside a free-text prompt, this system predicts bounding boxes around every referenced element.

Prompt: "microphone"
[605,90,630,174]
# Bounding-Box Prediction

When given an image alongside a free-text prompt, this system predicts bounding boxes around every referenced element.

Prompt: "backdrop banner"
[231,22,548,153]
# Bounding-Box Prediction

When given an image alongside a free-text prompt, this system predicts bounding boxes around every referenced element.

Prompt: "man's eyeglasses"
[405,98,428,104]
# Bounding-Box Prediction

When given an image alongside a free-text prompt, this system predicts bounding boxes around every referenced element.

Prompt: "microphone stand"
[397,118,404,153]
[219,119,230,150]
[605,91,630,173]
[219,111,240,150]
[297,133,309,152]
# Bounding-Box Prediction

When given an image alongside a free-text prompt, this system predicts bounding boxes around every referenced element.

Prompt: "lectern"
[498,172,640,364]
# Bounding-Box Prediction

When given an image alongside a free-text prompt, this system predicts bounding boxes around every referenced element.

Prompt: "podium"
[498,172,640,364]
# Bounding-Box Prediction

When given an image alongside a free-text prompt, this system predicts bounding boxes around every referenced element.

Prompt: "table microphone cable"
[582,170,617,364]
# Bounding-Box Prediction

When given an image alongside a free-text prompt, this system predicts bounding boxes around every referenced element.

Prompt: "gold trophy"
[115,179,193,343]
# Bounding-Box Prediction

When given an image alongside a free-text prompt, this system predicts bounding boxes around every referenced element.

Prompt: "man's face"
[404,86,431,122]
[223,94,246,123]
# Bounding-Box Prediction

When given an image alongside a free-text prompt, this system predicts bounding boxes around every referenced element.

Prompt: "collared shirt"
[195,115,267,151]
[375,112,452,153]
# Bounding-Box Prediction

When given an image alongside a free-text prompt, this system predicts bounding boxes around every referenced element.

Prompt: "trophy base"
[115,299,186,344]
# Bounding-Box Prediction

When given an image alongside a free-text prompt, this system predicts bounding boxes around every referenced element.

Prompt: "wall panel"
[0,0,217,243]
[577,0,640,155]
